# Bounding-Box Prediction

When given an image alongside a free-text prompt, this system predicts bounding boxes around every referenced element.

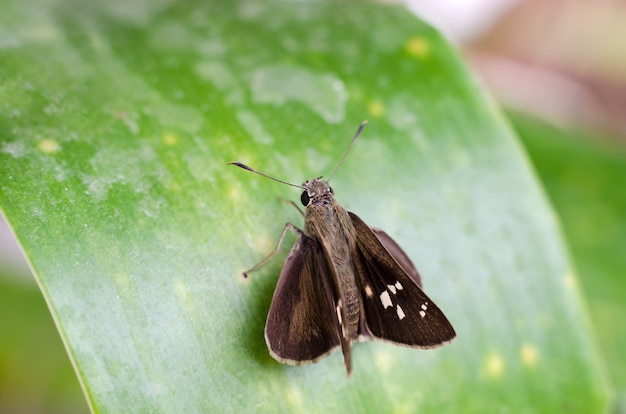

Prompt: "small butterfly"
[230,121,455,375]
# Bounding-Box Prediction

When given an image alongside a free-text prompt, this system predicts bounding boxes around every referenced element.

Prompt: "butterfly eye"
[329,186,334,194]
[300,191,310,206]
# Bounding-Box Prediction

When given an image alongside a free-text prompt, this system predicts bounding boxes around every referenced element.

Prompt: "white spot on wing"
[380,291,392,309]
[387,284,396,294]
[336,300,342,325]
[336,299,346,338]
[365,285,373,298]
[420,302,428,318]
[395,281,403,290]
[396,305,406,320]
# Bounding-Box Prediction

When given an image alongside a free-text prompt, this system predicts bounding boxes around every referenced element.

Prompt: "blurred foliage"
[0,275,88,414]
[512,112,626,410]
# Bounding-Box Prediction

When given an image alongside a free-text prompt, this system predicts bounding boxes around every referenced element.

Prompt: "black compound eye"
[329,186,334,194]
[300,191,310,206]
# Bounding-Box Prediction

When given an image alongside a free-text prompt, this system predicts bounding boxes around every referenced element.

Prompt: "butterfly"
[230,121,456,375]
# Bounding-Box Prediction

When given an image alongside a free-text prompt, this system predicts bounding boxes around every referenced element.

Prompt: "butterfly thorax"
[303,179,361,346]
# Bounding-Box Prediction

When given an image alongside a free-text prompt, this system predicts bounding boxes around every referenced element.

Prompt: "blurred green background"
[2,0,625,412]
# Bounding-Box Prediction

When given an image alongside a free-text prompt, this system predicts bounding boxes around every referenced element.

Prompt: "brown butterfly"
[230,121,455,376]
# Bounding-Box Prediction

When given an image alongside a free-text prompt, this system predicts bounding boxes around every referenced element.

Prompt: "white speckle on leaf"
[194,61,236,91]
[387,93,418,130]
[1,141,26,158]
[99,2,173,25]
[238,2,263,19]
[84,144,170,204]
[149,22,192,50]
[43,103,59,115]
[251,64,347,124]
[236,110,273,145]
[146,103,203,134]
[197,38,227,57]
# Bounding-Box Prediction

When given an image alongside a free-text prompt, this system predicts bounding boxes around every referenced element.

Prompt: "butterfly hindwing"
[349,212,456,347]
[371,227,422,288]
[264,234,341,364]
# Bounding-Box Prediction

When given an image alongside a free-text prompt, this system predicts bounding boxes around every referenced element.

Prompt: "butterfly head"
[301,178,334,207]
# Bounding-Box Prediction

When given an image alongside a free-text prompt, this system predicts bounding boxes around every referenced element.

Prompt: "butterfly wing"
[371,227,422,288]
[264,234,342,365]
[349,212,456,347]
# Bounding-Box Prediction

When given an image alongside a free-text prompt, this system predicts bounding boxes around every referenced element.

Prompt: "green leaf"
[0,1,610,412]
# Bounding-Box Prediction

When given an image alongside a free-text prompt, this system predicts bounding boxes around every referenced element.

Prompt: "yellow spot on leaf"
[285,386,302,407]
[564,272,577,289]
[520,344,539,367]
[256,232,274,256]
[405,36,430,58]
[227,186,241,204]
[374,351,392,373]
[169,182,182,193]
[174,280,192,310]
[163,132,178,146]
[38,139,60,154]
[111,272,137,301]
[485,354,504,379]
[368,100,385,117]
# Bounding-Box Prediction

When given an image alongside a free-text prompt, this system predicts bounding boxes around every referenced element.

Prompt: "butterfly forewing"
[264,235,341,364]
[349,213,456,347]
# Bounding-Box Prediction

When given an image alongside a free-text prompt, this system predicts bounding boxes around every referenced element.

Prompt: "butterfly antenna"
[228,162,305,190]
[326,120,368,182]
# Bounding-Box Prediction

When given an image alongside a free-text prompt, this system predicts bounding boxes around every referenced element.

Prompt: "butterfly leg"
[278,197,305,217]
[242,223,304,278]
